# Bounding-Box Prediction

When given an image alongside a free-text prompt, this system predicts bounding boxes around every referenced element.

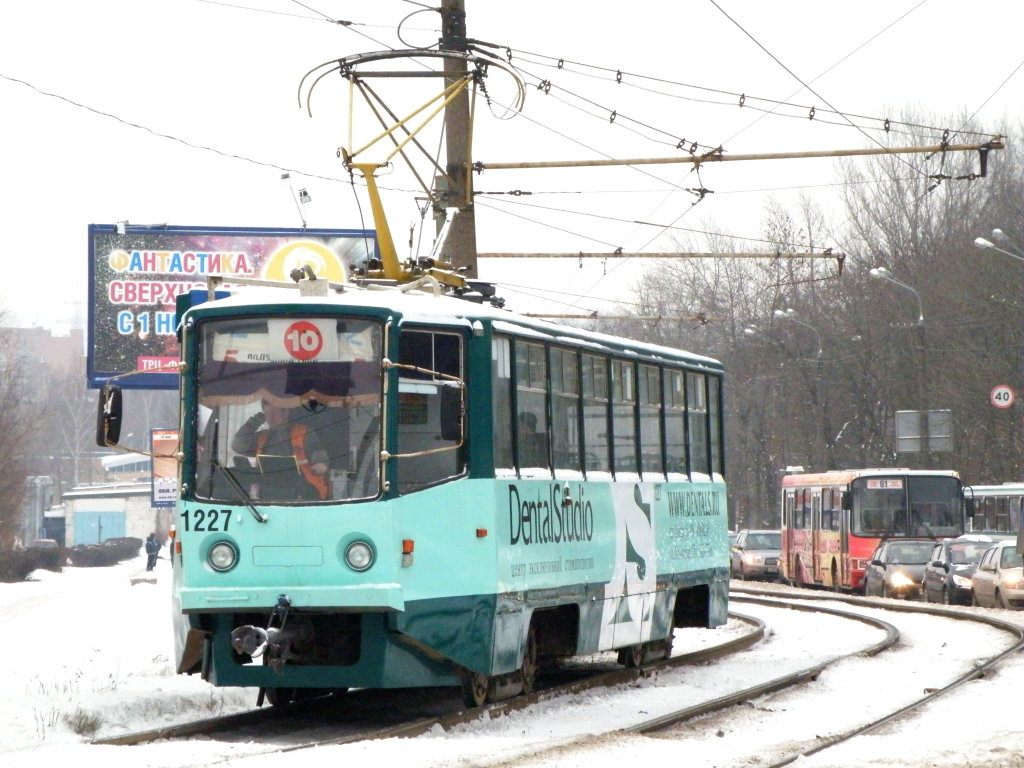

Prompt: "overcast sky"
[1,0,1020,331]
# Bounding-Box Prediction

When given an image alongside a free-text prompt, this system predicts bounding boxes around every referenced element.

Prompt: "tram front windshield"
[851,475,962,538]
[191,317,383,504]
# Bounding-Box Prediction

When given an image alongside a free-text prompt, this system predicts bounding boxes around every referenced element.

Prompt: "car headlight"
[208,540,239,572]
[889,571,914,588]
[951,575,972,589]
[345,540,375,572]
[742,553,763,565]
[1002,573,1024,588]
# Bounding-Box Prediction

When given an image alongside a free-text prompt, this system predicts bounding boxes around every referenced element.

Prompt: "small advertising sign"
[87,224,377,388]
[151,428,180,508]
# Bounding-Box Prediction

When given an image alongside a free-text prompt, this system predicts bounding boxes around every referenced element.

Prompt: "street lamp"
[772,308,823,358]
[767,310,833,470]
[869,267,924,331]
[976,228,1024,482]
[870,265,929,465]
[975,231,1024,264]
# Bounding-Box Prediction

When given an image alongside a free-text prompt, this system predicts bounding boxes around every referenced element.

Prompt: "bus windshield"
[851,474,962,539]
[191,317,383,504]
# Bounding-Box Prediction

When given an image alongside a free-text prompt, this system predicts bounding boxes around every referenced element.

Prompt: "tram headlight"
[345,540,375,572]
[208,540,239,572]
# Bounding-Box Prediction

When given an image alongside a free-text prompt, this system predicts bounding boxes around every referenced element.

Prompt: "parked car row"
[863,533,1023,609]
[728,525,1024,609]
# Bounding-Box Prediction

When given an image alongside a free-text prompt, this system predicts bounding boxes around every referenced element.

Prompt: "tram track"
[91,589,1021,768]
[94,608,767,749]
[729,586,1024,767]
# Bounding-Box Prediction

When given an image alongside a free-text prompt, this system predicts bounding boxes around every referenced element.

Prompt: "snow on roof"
[185,281,722,369]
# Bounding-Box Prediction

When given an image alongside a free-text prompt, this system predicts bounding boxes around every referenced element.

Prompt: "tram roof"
[184,281,723,371]
[963,483,1024,496]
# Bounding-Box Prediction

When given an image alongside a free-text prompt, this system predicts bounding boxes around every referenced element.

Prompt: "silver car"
[730,529,781,580]
[971,540,1024,609]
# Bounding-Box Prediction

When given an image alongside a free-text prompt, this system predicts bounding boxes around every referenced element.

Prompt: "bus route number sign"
[991,384,1015,409]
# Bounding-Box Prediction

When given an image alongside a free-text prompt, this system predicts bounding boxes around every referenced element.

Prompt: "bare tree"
[0,328,38,550]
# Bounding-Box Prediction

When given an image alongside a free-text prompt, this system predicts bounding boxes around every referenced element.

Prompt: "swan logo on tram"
[98,275,730,707]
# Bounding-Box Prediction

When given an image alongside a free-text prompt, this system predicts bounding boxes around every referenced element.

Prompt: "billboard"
[87,224,377,389]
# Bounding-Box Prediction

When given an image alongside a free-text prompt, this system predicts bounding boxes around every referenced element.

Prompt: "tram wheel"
[520,625,538,694]
[618,643,644,668]
[264,687,298,707]
[460,670,491,708]
[663,627,675,660]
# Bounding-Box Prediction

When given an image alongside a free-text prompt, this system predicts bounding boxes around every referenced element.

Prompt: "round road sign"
[991,384,1015,409]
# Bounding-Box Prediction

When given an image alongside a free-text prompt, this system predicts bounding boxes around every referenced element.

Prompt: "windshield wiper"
[212,458,267,523]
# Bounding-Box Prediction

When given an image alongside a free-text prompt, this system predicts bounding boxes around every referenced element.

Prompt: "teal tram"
[101,274,729,707]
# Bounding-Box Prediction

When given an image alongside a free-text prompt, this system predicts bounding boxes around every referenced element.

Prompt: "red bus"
[780,468,965,592]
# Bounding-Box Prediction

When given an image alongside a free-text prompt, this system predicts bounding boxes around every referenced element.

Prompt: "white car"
[971,540,1024,609]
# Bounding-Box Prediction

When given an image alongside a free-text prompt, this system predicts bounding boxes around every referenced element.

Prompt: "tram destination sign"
[87,224,377,389]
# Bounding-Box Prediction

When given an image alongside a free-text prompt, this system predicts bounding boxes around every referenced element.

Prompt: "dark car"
[730,529,781,580]
[864,539,935,599]
[922,535,998,605]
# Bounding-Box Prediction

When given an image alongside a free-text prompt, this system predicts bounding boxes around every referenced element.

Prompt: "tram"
[779,468,965,592]
[98,272,729,707]
[960,483,1024,537]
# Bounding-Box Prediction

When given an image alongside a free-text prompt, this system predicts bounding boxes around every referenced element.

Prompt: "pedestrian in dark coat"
[145,532,160,571]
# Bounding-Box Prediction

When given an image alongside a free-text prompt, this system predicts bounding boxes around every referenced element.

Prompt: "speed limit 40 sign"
[991,384,1015,409]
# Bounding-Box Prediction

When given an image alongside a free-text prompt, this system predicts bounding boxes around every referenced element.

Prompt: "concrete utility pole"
[438,0,478,278]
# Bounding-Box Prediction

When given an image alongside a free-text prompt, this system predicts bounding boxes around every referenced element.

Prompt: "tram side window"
[551,347,581,475]
[611,359,637,474]
[687,372,709,477]
[581,353,610,474]
[665,369,686,477]
[395,329,465,493]
[638,364,664,480]
[515,341,550,475]
[708,376,723,477]
[492,336,514,471]
[995,497,1010,532]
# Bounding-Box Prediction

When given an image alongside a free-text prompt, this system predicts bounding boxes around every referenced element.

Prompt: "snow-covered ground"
[4,554,1024,768]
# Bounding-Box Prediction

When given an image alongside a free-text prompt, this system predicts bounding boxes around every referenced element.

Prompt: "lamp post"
[772,309,833,470]
[870,266,929,466]
[975,229,1024,481]
[975,231,1024,264]
[743,324,793,526]
[773,308,823,358]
